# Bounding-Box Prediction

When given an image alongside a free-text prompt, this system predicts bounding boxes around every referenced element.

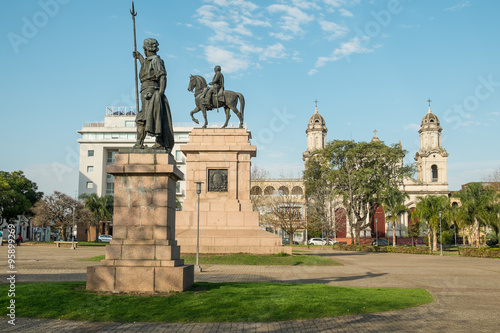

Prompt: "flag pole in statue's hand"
[130,2,139,116]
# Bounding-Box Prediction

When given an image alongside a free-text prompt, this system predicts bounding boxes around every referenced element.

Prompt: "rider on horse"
[202,65,224,107]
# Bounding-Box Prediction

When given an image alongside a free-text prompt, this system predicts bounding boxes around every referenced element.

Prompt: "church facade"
[251,102,450,243]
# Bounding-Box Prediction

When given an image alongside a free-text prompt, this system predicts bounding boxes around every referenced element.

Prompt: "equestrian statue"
[187,65,245,128]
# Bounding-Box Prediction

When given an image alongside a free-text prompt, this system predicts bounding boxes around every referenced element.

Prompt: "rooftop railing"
[106,106,137,116]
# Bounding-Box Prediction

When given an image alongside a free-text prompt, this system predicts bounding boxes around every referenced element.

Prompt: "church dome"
[309,110,325,126]
[421,111,440,126]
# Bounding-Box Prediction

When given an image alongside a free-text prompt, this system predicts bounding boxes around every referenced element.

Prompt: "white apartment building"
[77,106,193,206]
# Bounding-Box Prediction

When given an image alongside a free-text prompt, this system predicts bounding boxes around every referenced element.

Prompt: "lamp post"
[195,181,203,272]
[439,211,443,256]
[375,218,378,244]
[71,205,76,250]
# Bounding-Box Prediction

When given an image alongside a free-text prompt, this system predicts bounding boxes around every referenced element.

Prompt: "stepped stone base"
[176,228,289,254]
[86,151,193,293]
[87,264,193,293]
[176,128,289,255]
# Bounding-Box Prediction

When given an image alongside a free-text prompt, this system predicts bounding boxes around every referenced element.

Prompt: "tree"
[412,195,450,251]
[0,171,43,227]
[381,187,409,246]
[269,186,305,245]
[308,140,414,245]
[481,166,500,192]
[32,191,93,241]
[250,165,271,227]
[80,193,114,242]
[453,183,499,248]
[304,152,343,244]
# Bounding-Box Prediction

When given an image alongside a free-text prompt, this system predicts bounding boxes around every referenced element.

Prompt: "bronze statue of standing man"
[132,38,174,150]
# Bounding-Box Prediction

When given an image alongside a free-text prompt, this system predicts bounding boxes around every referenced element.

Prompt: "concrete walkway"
[1,246,499,332]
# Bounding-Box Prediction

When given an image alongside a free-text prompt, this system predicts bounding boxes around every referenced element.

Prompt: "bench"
[54,241,78,248]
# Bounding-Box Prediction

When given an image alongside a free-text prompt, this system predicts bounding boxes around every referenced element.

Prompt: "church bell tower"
[415,99,449,185]
[303,101,328,163]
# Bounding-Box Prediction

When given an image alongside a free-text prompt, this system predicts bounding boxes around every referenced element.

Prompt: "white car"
[98,235,112,242]
[308,238,327,245]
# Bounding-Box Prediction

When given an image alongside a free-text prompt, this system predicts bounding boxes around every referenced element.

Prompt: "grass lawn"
[0,282,433,322]
[180,253,341,266]
[81,253,342,265]
[23,241,106,247]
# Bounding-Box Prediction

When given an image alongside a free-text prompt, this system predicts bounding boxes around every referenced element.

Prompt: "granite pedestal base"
[86,151,194,293]
[177,128,290,255]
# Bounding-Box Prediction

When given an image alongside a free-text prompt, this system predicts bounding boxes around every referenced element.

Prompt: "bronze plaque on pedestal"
[208,169,228,192]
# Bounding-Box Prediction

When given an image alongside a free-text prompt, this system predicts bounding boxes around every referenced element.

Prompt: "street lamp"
[71,205,77,250]
[195,181,203,272]
[439,211,443,256]
[375,218,378,244]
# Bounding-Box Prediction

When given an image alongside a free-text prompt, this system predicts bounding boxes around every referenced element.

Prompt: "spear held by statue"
[130,2,140,117]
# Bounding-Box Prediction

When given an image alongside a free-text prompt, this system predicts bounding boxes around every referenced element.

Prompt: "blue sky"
[1,0,499,196]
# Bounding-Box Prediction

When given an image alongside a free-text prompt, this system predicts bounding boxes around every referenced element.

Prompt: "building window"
[106,183,114,195]
[176,182,181,194]
[264,186,276,195]
[107,150,118,164]
[87,166,94,173]
[86,182,94,189]
[88,150,94,157]
[431,165,438,182]
[175,150,184,163]
[251,186,262,195]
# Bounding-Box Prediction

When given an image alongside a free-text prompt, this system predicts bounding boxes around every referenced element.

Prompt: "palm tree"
[80,193,113,242]
[381,188,409,247]
[453,183,499,248]
[412,195,450,251]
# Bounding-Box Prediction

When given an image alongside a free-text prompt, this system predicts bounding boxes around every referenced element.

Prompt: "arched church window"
[431,165,438,182]
[264,186,276,195]
[291,186,303,195]
[251,186,262,195]
[278,186,289,195]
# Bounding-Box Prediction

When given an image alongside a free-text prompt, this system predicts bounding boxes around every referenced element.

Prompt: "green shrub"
[459,247,500,258]
[334,243,430,255]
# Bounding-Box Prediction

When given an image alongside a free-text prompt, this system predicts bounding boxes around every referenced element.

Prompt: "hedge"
[458,247,500,258]
[334,243,431,255]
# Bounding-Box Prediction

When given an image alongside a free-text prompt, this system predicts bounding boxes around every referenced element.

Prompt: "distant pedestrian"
[0,230,3,246]
[16,234,22,246]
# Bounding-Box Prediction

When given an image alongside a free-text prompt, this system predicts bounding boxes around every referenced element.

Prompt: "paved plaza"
[1,245,499,332]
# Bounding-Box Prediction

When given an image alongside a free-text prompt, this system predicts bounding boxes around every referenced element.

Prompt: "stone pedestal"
[176,128,289,254]
[87,151,194,293]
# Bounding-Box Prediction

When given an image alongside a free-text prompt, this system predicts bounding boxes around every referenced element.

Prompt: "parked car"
[282,238,299,245]
[98,235,112,242]
[308,238,327,245]
[371,239,392,246]
[414,239,425,246]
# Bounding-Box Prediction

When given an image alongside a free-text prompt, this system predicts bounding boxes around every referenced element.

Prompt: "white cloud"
[290,0,321,10]
[269,32,295,41]
[444,0,471,11]
[145,31,161,37]
[267,4,314,36]
[308,68,318,75]
[319,20,349,40]
[339,8,353,17]
[204,46,250,73]
[208,0,258,12]
[259,43,287,61]
[322,0,360,8]
[314,36,373,67]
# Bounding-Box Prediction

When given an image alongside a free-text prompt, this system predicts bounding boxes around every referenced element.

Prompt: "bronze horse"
[187,75,244,128]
